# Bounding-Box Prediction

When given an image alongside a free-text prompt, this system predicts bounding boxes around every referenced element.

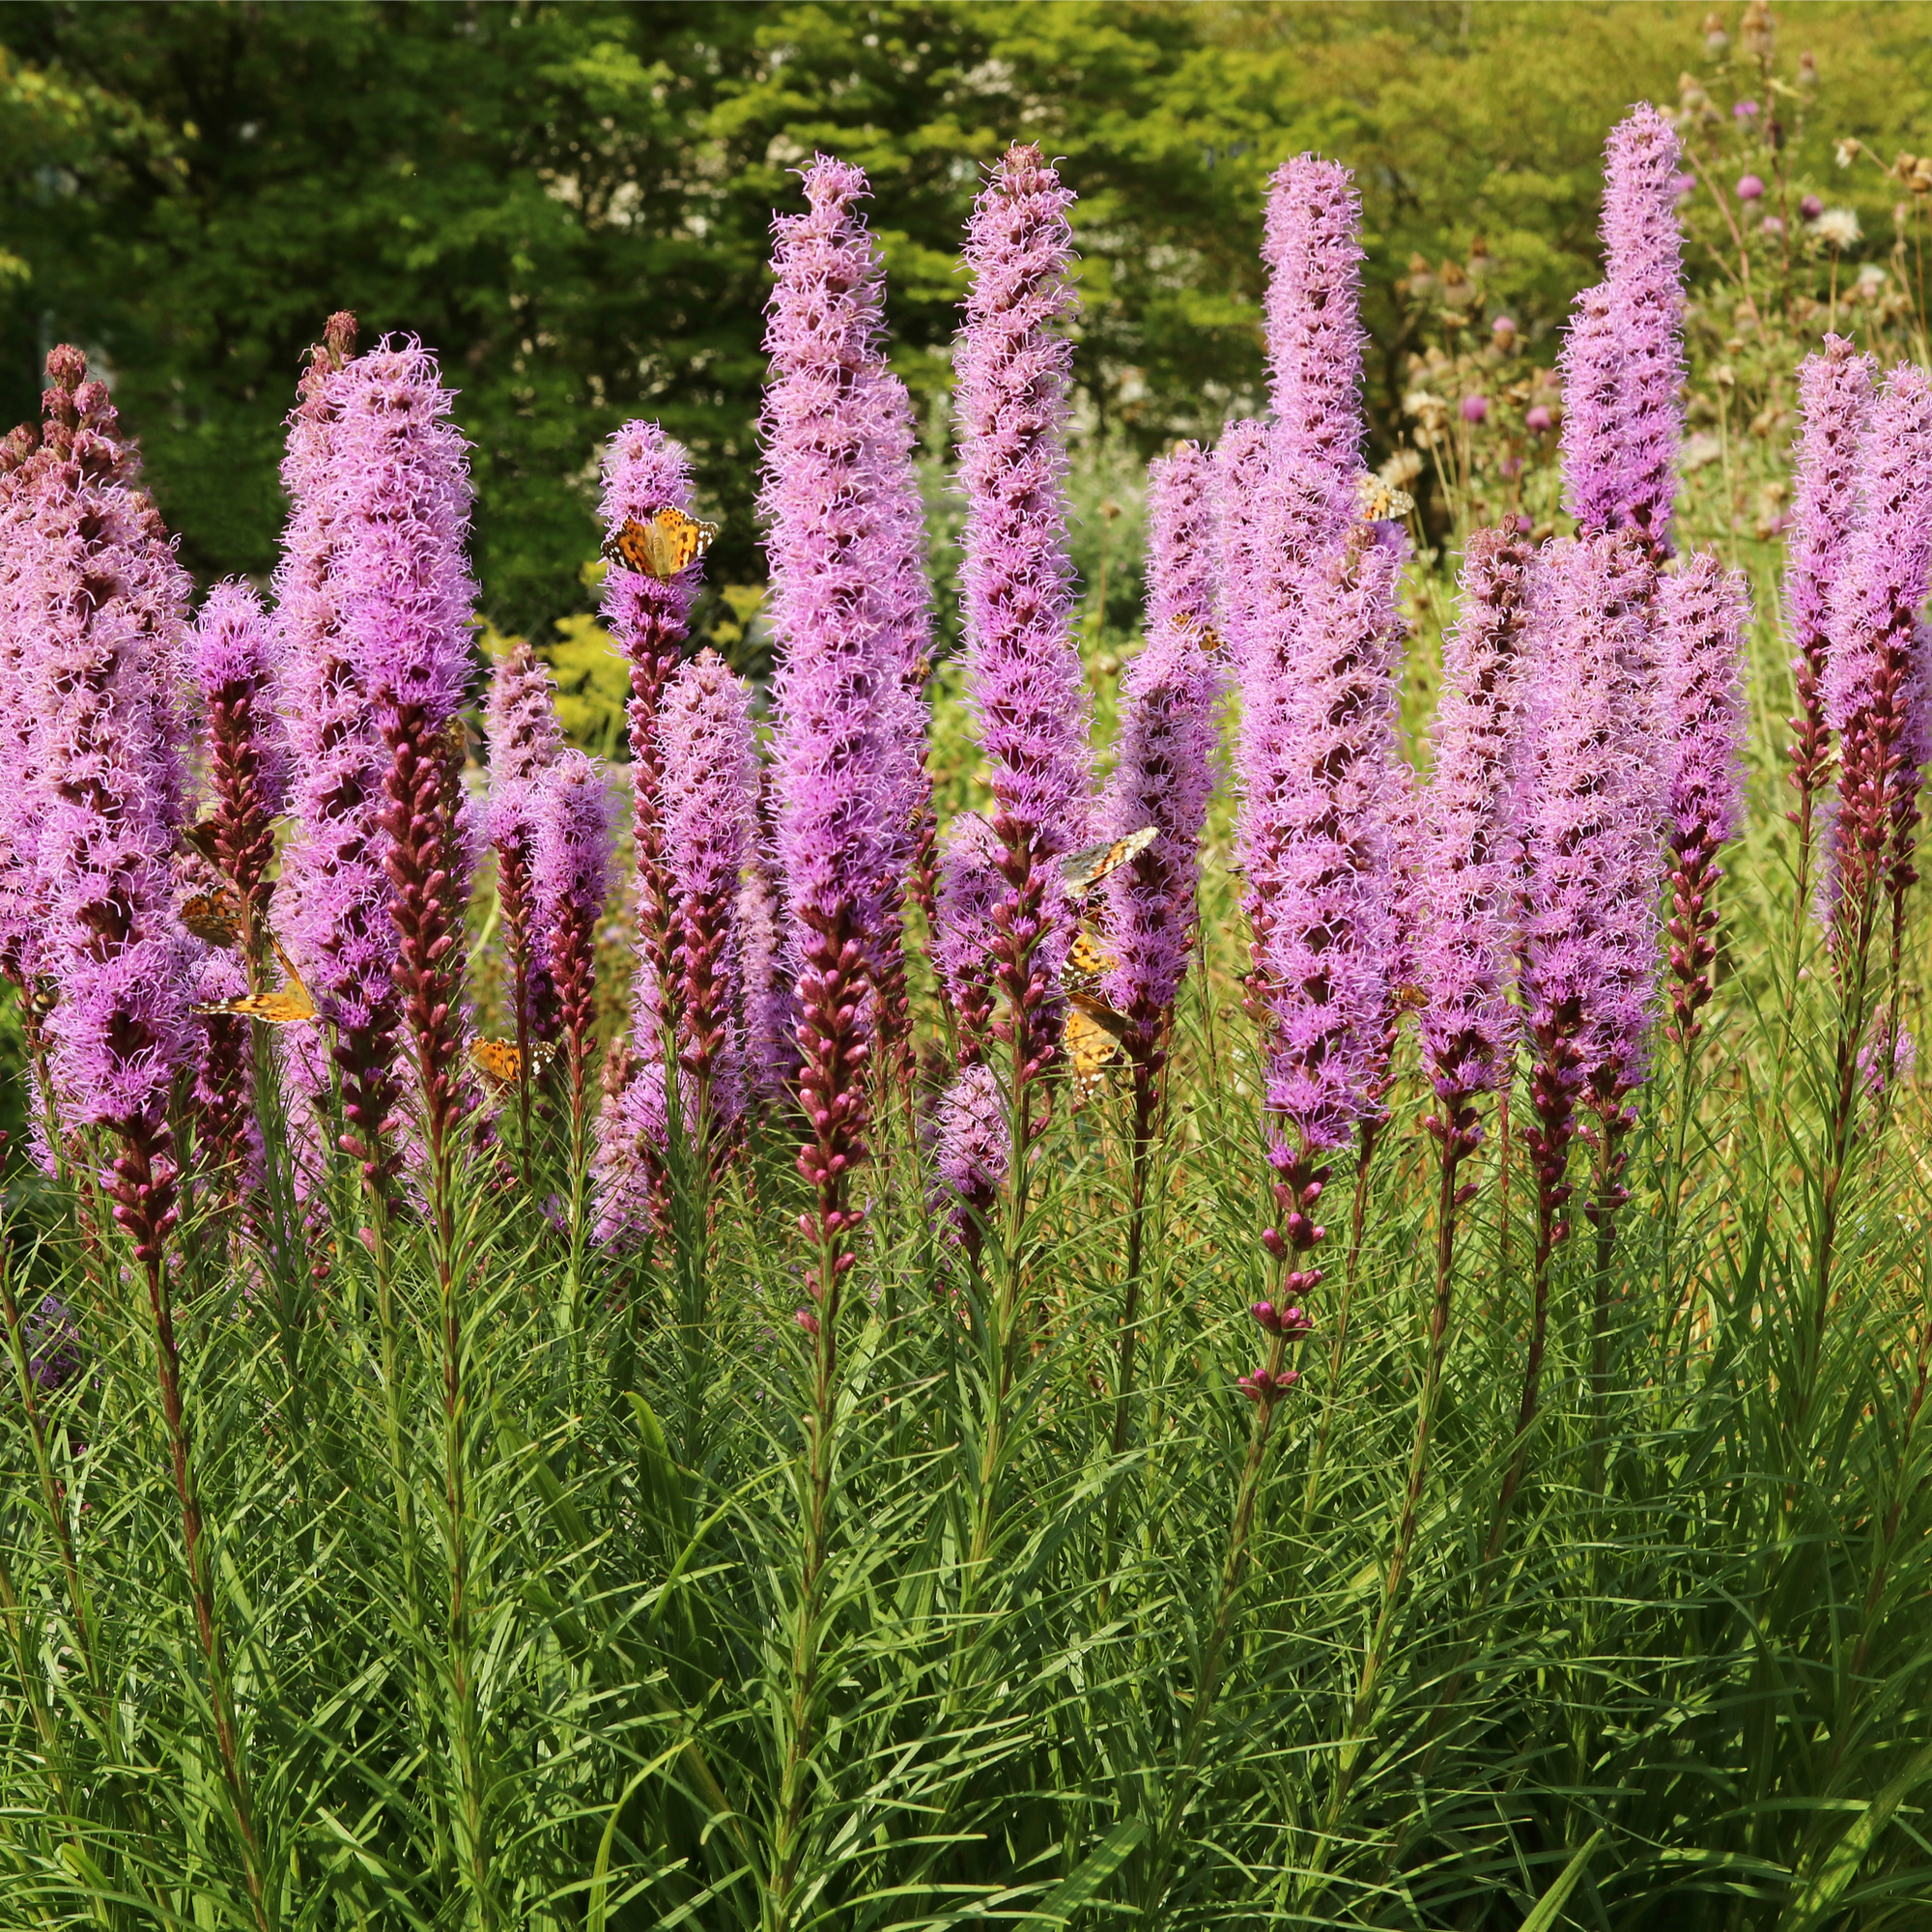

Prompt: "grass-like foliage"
[1,646,1929,1931]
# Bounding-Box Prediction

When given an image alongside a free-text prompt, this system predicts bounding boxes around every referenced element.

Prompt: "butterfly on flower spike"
[601,506,720,582]
[181,818,224,868]
[193,944,316,1026]
[468,1036,556,1094]
[1064,989,1132,1103]
[1169,611,1226,655]
[180,888,246,950]
[1060,824,1157,898]
[1355,472,1415,523]
[1062,926,1120,995]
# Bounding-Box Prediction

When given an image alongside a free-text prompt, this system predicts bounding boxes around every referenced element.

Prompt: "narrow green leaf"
[1016,1819,1146,1928]
[1518,1830,1604,1932]
[1784,1739,1932,1931]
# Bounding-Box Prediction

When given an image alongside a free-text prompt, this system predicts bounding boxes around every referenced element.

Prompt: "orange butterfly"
[1063,927,1119,991]
[1171,612,1226,655]
[193,943,315,1025]
[180,888,245,950]
[469,1036,555,1093]
[1061,825,1157,896]
[181,818,224,867]
[1064,990,1131,1101]
[601,507,720,581]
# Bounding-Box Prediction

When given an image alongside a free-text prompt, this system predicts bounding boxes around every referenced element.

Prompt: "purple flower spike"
[934,813,1005,1066]
[275,313,404,1192]
[1145,440,1219,637]
[1461,395,1490,424]
[1560,104,1686,561]
[930,1060,1009,1267]
[762,153,911,1310]
[661,649,757,1153]
[486,637,565,787]
[486,642,567,1056]
[25,347,194,1265]
[1212,417,1272,668]
[1098,615,1219,1042]
[601,420,704,1039]
[1822,364,1932,963]
[533,751,613,1119]
[1658,554,1750,1044]
[1419,526,1534,1117]
[1240,157,1404,1173]
[1514,534,1662,1235]
[189,581,288,929]
[1737,174,1765,202]
[957,143,1093,1093]
[1097,440,1221,1061]
[0,423,52,995]
[1786,337,1877,840]
[329,335,481,1190]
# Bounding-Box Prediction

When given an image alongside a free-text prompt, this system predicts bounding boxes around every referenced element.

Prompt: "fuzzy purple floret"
[1098,618,1219,1025]
[189,580,289,818]
[1514,535,1663,1111]
[1418,528,1533,1101]
[1263,155,1370,510]
[1823,364,1932,740]
[0,435,49,984]
[1787,338,1875,705]
[1559,105,1686,558]
[275,348,398,1038]
[1145,440,1218,637]
[532,753,613,974]
[1212,418,1271,678]
[933,812,1005,1060]
[933,1059,1009,1210]
[26,382,196,1133]
[1660,554,1750,860]
[330,338,477,733]
[762,155,908,943]
[1237,158,1405,1158]
[661,649,757,1128]
[487,639,565,787]
[957,144,1093,857]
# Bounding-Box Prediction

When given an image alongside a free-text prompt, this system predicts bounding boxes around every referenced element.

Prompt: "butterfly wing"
[602,508,721,582]
[181,890,244,949]
[469,1037,523,1092]
[1061,825,1158,895]
[1064,928,1120,990]
[193,983,315,1025]
[1064,995,1129,1102]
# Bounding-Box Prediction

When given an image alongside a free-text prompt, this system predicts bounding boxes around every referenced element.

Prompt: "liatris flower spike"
[762,153,904,1315]
[189,580,288,960]
[1821,362,1932,980]
[956,143,1092,1095]
[27,345,194,1215]
[1419,526,1534,1135]
[1659,555,1749,1046]
[1559,103,1686,561]
[601,421,706,1041]
[486,640,566,1081]
[1784,337,1875,903]
[1515,534,1662,1261]
[274,311,405,1198]
[931,1060,1009,1270]
[659,649,757,1160]
[533,749,612,1249]
[329,337,480,1203]
[759,153,920,1918]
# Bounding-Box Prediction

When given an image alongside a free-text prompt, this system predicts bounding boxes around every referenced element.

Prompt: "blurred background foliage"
[3,0,1931,675]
